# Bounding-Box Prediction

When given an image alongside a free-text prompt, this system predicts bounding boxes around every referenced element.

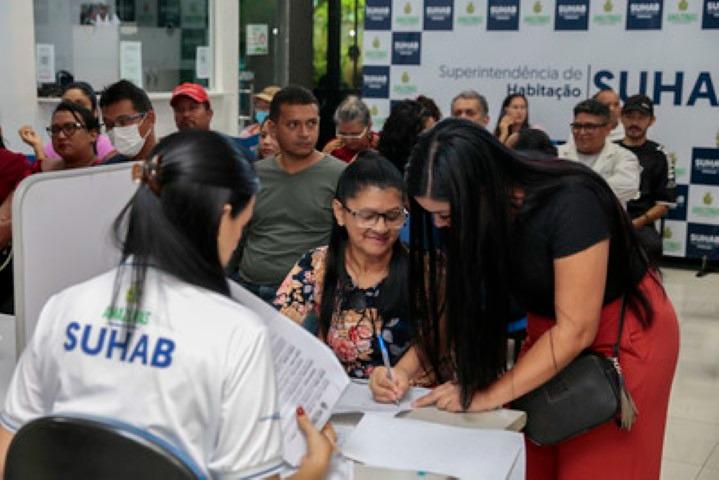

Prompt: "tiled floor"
[660,268,719,480]
[0,267,717,479]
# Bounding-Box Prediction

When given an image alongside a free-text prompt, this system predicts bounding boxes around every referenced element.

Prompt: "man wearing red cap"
[170,83,213,131]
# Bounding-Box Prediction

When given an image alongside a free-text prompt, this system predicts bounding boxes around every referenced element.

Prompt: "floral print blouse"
[274,246,412,379]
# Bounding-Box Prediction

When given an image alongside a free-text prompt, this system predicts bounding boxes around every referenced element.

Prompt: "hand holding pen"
[369,341,410,404]
[377,335,400,406]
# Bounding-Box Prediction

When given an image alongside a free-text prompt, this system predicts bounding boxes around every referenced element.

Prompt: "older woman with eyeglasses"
[322,96,379,164]
[274,151,412,379]
[28,102,101,173]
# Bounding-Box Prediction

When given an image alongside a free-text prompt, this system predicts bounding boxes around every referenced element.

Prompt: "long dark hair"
[493,93,530,137]
[112,130,259,319]
[318,151,408,339]
[406,118,652,407]
[378,100,426,173]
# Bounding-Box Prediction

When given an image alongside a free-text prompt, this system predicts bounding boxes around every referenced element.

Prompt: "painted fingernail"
[296,406,305,416]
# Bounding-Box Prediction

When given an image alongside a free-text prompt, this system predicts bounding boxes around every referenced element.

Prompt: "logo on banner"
[689,186,719,224]
[626,0,663,29]
[366,35,390,62]
[392,32,422,65]
[691,148,719,185]
[555,0,590,29]
[424,0,454,29]
[395,0,422,28]
[457,0,485,25]
[666,0,699,23]
[393,71,419,95]
[362,66,390,98]
[687,223,719,257]
[667,184,688,221]
[593,0,623,24]
[365,0,392,30]
[662,221,687,256]
[487,0,521,30]
[703,0,719,28]
[524,1,551,26]
[366,101,389,129]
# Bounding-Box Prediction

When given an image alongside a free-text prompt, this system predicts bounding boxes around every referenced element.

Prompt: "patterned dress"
[274,246,412,379]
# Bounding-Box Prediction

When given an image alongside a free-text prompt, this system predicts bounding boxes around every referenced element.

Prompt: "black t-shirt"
[617,140,675,221]
[509,178,646,317]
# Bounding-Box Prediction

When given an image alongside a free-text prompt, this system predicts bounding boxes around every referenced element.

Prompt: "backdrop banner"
[362,0,719,259]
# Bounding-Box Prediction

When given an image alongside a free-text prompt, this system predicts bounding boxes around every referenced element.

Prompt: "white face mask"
[108,122,150,158]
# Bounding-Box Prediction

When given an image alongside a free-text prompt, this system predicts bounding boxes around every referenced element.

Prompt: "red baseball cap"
[171,83,209,107]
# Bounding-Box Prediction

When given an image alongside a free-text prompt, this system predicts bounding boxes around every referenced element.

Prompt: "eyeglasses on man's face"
[341,203,408,230]
[46,122,87,138]
[103,112,147,131]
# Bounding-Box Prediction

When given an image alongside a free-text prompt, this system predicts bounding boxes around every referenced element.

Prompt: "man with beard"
[618,94,675,263]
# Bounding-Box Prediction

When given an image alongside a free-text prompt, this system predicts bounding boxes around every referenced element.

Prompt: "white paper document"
[333,380,431,415]
[342,413,525,480]
[229,282,350,466]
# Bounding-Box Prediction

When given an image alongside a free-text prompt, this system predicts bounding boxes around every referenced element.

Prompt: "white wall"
[0,1,40,155]
[0,0,239,154]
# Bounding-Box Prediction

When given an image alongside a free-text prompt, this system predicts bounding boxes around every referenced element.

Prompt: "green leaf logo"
[533,1,542,13]
[603,0,614,12]
[678,0,688,11]
[663,226,672,239]
[370,105,379,116]
[703,192,714,205]
[401,71,410,83]
[404,2,412,14]
[126,284,139,304]
[467,1,476,14]
[372,37,380,49]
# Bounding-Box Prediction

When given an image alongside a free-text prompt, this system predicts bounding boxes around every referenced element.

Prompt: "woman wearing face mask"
[274,152,412,379]
[0,131,336,479]
[238,86,281,156]
[99,79,157,164]
[19,82,116,169]
[27,102,101,173]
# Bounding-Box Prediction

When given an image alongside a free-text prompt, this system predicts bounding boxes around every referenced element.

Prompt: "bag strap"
[611,294,627,359]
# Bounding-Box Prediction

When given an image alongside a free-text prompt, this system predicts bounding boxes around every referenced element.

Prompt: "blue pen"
[377,334,400,406]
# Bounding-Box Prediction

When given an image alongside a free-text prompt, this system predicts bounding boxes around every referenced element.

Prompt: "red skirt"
[520,273,680,480]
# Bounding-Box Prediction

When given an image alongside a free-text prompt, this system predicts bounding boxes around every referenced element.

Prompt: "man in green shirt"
[230,86,346,301]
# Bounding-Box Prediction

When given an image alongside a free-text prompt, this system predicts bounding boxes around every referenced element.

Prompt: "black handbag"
[512,297,637,446]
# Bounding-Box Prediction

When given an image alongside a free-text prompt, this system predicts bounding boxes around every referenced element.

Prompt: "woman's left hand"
[412,381,494,412]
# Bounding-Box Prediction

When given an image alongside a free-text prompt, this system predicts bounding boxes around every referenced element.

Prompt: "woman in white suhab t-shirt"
[0,130,335,479]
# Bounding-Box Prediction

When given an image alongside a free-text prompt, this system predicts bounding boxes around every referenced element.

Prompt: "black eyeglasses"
[341,202,408,230]
[103,112,146,131]
[570,122,607,132]
[46,122,86,138]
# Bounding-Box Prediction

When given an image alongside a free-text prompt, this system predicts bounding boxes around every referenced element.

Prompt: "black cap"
[622,94,654,116]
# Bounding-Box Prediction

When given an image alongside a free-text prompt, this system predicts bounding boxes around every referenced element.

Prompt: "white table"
[330,407,527,479]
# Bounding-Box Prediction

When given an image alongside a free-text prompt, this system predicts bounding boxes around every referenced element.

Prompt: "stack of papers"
[343,413,525,480]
